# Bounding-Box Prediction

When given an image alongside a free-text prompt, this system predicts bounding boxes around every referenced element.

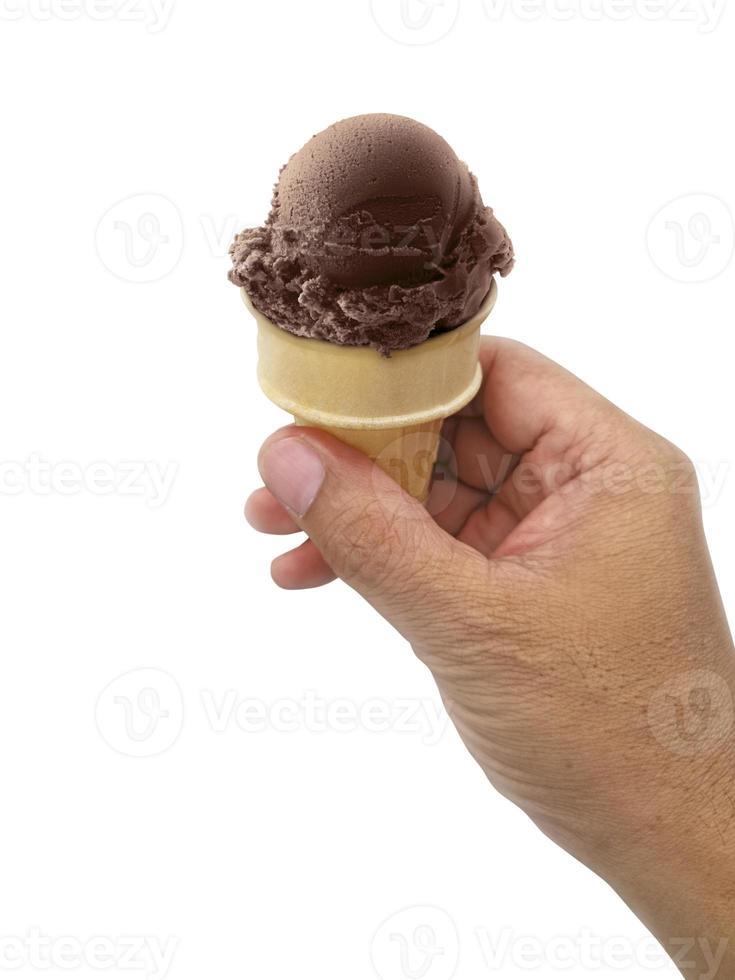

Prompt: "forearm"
[618,863,734,979]
[608,748,735,980]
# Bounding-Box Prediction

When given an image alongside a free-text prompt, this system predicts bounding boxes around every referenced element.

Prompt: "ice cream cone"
[243,280,498,501]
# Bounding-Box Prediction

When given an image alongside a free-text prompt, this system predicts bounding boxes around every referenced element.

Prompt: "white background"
[1,1,734,978]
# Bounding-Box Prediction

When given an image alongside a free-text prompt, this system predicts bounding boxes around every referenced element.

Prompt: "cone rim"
[242,278,497,355]
[246,280,496,430]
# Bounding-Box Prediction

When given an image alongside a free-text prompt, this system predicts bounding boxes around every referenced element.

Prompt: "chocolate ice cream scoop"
[229,114,513,354]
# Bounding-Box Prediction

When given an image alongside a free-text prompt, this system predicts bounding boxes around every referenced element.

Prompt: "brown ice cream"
[229,114,513,354]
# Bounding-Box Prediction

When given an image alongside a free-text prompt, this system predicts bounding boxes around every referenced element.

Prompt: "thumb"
[258,425,482,639]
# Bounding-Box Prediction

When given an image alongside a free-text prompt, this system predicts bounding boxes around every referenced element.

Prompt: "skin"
[247,336,735,979]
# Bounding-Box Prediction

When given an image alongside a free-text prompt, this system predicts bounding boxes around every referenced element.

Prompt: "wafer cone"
[243,281,498,501]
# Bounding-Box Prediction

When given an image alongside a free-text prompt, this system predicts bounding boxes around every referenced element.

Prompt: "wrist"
[604,761,735,979]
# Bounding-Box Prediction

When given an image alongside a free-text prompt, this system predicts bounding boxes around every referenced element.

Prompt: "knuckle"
[320,497,413,589]
[668,445,697,480]
[422,559,532,668]
[588,429,702,516]
[652,440,701,507]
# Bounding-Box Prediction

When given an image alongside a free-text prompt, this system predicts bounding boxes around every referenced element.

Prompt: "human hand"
[247,337,735,979]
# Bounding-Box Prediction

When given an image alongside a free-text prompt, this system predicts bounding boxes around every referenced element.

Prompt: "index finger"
[474,335,620,457]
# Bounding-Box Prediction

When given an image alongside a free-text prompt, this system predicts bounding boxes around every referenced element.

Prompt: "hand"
[247,337,735,979]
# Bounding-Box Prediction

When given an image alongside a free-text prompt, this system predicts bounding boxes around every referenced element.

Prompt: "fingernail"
[260,437,325,517]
